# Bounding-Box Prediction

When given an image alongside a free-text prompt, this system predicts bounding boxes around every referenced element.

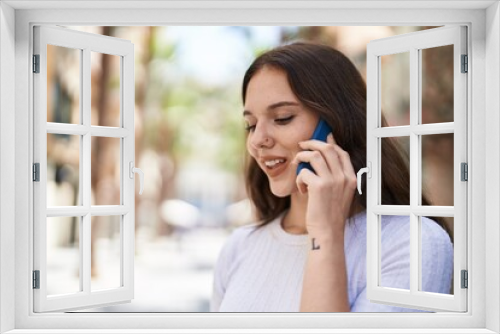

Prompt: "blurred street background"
[45,26,454,312]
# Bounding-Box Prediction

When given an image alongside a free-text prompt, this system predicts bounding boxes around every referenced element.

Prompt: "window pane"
[421,45,454,124]
[47,44,80,124]
[47,216,81,296]
[421,134,454,206]
[381,52,410,127]
[379,215,410,291]
[381,136,410,205]
[420,216,454,295]
[91,215,121,291]
[91,52,121,127]
[91,137,121,206]
[47,134,81,206]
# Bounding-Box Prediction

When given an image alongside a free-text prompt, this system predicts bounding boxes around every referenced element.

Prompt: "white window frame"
[0,1,498,333]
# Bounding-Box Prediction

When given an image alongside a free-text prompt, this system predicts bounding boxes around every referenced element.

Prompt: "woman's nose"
[250,124,274,150]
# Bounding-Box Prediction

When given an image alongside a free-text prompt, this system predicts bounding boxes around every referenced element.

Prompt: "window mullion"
[46,123,87,135]
[122,51,134,293]
[90,126,130,138]
[46,207,88,217]
[82,47,91,295]
[90,205,129,216]
[373,205,454,216]
[373,123,454,138]
[417,47,424,293]
[410,47,419,294]
[413,123,454,135]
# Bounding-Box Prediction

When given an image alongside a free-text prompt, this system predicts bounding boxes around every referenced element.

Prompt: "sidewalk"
[76,227,229,312]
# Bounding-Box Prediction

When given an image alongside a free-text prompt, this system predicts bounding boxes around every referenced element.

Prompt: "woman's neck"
[281,190,309,235]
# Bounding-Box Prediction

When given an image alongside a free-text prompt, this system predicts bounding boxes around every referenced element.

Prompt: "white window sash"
[32,25,136,312]
[366,25,468,312]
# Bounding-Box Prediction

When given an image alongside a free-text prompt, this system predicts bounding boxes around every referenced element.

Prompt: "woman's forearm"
[300,232,350,312]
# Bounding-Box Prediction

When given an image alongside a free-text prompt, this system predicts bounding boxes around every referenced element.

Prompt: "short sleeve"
[350,215,453,312]
[378,216,452,294]
[352,216,424,312]
[420,217,454,294]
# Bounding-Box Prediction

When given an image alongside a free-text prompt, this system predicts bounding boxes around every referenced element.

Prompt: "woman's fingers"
[293,150,331,176]
[334,146,357,190]
[328,135,357,190]
[296,167,316,194]
[298,137,342,177]
[298,135,356,190]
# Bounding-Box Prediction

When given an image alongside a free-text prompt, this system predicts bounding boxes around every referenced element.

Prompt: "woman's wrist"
[307,221,345,243]
[307,229,345,253]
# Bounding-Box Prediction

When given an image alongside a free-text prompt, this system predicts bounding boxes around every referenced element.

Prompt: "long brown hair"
[242,42,450,237]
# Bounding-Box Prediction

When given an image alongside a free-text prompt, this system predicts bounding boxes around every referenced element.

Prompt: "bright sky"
[162,26,284,86]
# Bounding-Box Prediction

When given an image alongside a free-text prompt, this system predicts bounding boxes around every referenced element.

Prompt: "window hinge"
[461,162,468,181]
[461,270,468,289]
[33,270,40,289]
[33,54,40,73]
[33,163,40,182]
[461,54,468,73]
[33,55,40,73]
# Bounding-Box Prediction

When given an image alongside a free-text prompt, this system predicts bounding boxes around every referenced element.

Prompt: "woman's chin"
[269,183,296,198]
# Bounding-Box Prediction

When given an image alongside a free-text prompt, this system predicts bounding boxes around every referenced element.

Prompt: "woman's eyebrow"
[243,101,300,116]
[268,101,300,111]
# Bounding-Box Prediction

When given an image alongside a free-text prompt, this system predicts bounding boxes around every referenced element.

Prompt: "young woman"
[211,42,453,312]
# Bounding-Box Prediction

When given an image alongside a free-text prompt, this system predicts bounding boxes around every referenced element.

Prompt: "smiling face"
[244,67,319,197]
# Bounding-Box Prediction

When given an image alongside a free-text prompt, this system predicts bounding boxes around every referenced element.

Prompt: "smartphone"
[296,118,333,175]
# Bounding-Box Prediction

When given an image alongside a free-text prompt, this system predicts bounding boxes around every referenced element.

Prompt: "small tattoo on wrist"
[312,238,320,250]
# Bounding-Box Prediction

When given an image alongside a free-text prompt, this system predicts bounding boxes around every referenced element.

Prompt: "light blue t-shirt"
[211,211,453,312]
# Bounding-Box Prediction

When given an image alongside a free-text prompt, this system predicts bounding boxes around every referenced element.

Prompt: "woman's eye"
[245,124,256,132]
[275,115,294,124]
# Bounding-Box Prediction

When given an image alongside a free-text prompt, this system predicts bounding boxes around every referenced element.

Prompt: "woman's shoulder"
[227,223,260,244]
[419,217,453,258]
[219,222,262,254]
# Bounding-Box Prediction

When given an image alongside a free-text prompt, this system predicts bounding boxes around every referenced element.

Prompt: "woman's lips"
[264,159,288,178]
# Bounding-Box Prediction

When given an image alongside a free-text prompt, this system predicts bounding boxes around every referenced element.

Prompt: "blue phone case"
[296,119,333,175]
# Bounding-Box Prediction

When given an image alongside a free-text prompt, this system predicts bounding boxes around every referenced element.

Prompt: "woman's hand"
[295,134,354,312]
[293,133,357,238]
